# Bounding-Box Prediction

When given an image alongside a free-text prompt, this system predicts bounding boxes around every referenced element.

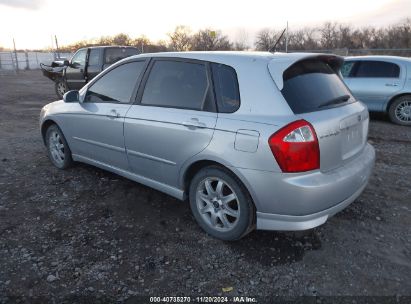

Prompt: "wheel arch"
[385,92,411,112]
[180,158,259,211]
[41,119,59,145]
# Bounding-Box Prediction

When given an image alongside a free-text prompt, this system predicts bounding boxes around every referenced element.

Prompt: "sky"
[0,0,410,50]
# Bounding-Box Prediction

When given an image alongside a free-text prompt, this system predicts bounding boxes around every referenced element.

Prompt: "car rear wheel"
[55,80,68,99]
[189,166,255,241]
[388,95,411,126]
[45,124,73,169]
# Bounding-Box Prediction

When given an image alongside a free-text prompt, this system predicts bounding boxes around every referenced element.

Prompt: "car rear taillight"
[268,120,320,173]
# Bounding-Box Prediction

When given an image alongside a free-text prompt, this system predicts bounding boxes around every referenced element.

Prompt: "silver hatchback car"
[40,52,375,240]
[342,56,411,125]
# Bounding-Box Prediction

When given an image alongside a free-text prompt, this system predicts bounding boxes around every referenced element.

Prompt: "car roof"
[79,46,138,50]
[345,55,411,63]
[128,51,336,63]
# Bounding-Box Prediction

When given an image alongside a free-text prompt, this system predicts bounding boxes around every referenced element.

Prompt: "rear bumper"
[236,143,375,231]
[256,181,367,231]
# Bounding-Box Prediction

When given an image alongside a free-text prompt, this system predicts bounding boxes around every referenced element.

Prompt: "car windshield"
[281,59,354,114]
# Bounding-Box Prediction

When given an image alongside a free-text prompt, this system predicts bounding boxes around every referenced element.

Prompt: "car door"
[345,60,405,111]
[65,48,88,90]
[59,60,148,170]
[124,58,217,188]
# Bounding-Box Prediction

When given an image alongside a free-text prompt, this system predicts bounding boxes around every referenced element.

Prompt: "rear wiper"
[318,95,351,108]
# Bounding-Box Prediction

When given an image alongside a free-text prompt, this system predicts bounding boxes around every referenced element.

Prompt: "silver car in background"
[40,52,375,240]
[342,56,411,125]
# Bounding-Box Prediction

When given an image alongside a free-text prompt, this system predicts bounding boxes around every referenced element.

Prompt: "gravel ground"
[0,71,410,302]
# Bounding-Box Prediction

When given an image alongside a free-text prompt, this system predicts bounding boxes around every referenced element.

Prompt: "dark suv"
[41,46,139,98]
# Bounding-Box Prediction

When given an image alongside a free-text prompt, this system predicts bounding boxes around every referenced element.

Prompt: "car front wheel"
[45,124,73,169]
[55,80,68,99]
[189,166,255,241]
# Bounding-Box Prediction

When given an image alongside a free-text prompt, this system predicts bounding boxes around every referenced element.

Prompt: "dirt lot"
[0,70,410,302]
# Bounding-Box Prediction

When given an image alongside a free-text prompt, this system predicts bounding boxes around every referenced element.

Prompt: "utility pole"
[285,21,289,53]
[13,38,19,72]
[55,35,60,58]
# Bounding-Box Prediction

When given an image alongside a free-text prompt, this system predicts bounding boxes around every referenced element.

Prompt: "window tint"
[85,61,145,103]
[281,59,353,114]
[141,60,209,110]
[71,49,87,66]
[341,61,355,78]
[354,61,400,78]
[211,63,240,113]
[104,48,139,65]
[88,48,100,66]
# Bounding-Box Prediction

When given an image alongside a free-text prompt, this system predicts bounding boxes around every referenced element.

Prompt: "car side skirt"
[72,154,185,201]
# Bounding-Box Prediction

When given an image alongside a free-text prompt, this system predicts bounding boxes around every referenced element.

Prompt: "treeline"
[7,18,409,53]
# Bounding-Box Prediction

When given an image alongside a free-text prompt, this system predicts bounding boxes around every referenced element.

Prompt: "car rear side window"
[281,59,353,114]
[104,48,139,65]
[211,63,240,113]
[88,49,100,66]
[85,61,145,103]
[141,60,210,110]
[353,61,400,78]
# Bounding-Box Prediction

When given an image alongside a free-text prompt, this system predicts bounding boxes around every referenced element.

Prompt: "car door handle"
[385,83,399,87]
[182,118,206,128]
[106,109,120,118]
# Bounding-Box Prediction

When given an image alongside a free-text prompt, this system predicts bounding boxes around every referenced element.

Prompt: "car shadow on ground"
[70,162,323,267]
[228,229,322,267]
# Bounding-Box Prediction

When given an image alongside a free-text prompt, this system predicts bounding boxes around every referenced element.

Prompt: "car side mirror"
[63,60,69,66]
[63,90,79,103]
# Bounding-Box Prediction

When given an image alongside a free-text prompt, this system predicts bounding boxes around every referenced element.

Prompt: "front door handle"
[182,118,206,129]
[385,83,399,87]
[107,109,120,119]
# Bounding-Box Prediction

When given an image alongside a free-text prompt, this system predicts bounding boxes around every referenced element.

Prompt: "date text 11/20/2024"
[149,296,257,303]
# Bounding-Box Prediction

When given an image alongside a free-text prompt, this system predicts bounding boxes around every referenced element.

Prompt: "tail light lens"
[268,120,320,173]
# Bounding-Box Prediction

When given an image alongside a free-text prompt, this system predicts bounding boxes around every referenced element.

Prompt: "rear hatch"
[268,55,369,172]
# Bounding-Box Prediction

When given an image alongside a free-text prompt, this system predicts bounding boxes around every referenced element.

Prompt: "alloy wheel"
[195,177,240,232]
[49,130,65,166]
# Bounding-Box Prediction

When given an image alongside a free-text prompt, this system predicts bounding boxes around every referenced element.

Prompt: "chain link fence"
[0,51,72,73]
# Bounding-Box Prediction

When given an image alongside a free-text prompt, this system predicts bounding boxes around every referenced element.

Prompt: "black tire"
[55,79,68,99]
[45,124,73,169]
[388,95,411,126]
[189,166,255,241]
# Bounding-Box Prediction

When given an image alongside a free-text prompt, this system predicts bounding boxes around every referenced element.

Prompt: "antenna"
[269,28,286,53]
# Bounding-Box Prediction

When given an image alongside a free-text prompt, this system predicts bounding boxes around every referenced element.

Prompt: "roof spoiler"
[268,54,344,90]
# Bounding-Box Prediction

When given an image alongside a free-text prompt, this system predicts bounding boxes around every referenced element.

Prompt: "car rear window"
[281,59,353,114]
[104,48,139,65]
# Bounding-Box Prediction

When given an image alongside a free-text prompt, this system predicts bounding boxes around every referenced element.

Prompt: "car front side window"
[341,61,355,78]
[84,61,146,104]
[71,49,87,67]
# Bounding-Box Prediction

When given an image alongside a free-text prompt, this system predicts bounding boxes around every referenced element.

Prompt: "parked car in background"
[41,46,139,98]
[342,56,411,125]
[40,52,375,240]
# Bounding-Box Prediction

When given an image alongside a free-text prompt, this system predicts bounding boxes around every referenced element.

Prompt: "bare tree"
[168,25,192,51]
[254,28,276,51]
[254,28,287,51]
[191,29,232,51]
[111,33,131,46]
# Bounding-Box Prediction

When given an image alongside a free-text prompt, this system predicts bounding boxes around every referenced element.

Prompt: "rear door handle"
[182,118,206,128]
[107,109,120,118]
[385,83,399,87]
